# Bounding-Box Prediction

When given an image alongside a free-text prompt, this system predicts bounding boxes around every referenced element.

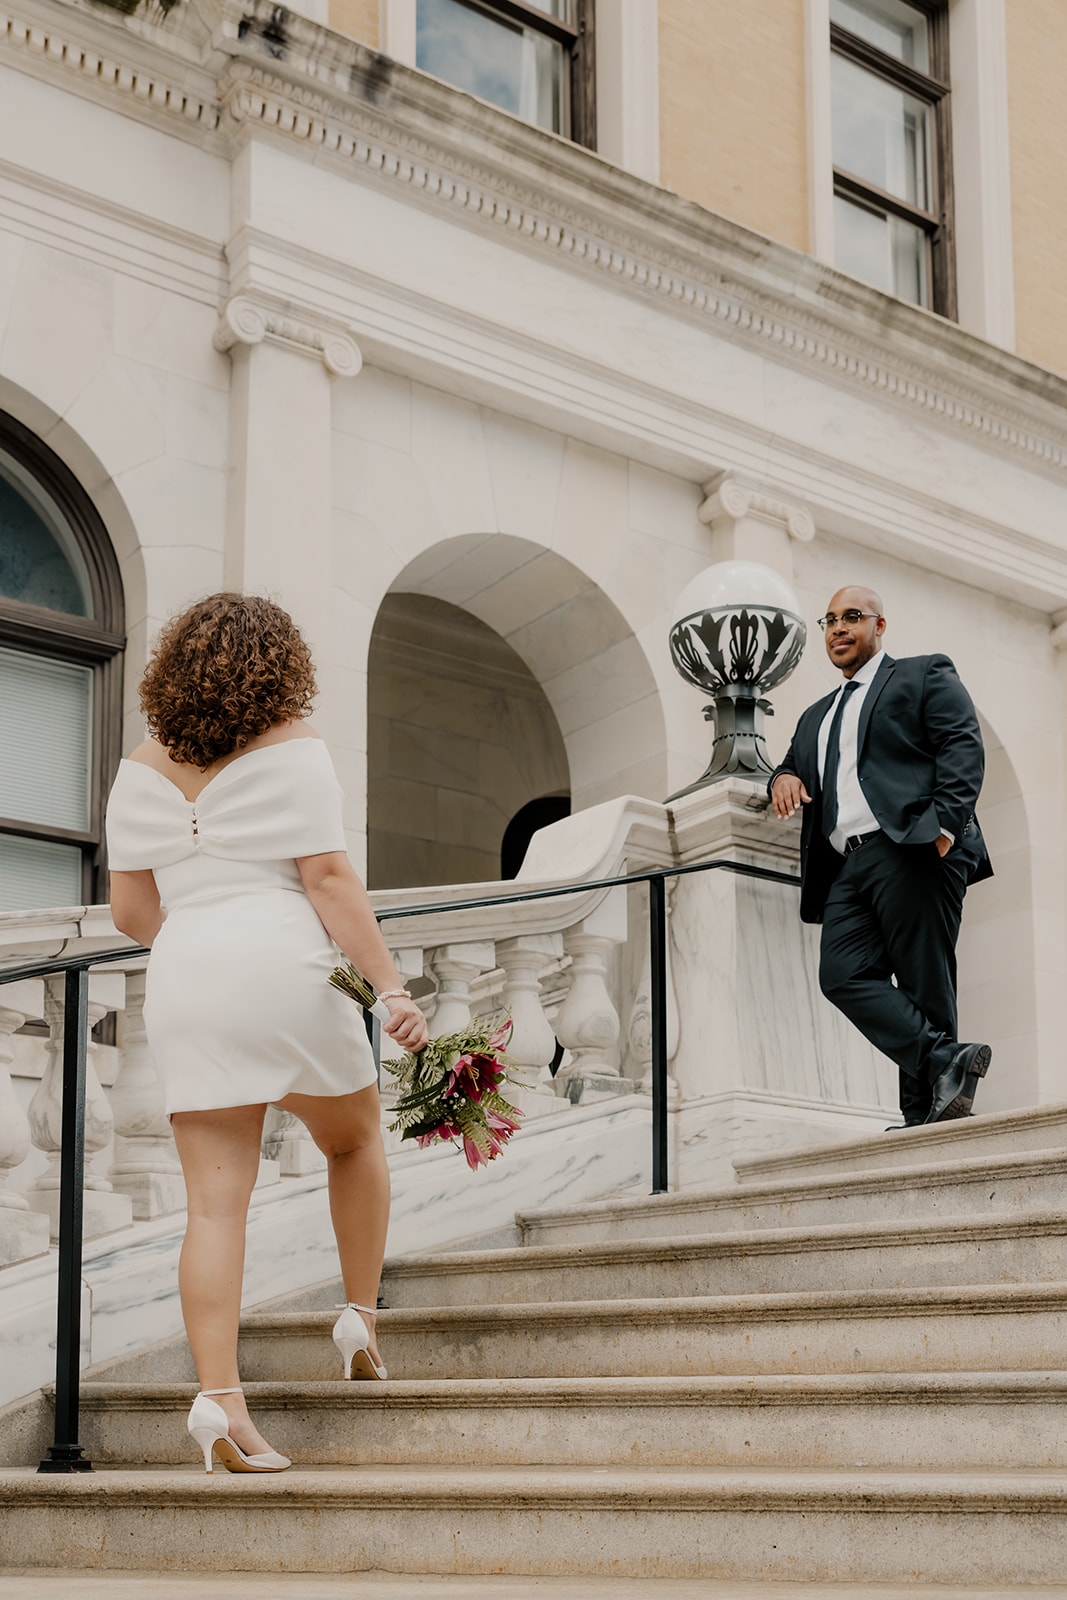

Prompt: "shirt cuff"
[940,829,955,846]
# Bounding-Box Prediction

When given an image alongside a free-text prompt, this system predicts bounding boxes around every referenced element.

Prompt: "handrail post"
[649,875,669,1195]
[38,964,92,1473]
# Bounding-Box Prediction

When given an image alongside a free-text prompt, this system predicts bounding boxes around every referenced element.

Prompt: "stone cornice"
[4,0,1067,478]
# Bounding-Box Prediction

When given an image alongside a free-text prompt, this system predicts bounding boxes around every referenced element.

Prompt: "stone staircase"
[3,1105,1067,1585]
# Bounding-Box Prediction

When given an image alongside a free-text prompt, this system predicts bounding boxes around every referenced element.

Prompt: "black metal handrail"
[0,853,798,1475]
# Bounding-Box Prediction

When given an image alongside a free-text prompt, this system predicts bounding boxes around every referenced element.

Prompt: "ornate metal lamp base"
[665,690,776,802]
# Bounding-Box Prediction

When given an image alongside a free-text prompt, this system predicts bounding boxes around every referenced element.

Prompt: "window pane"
[832,53,932,211]
[0,647,92,831]
[416,0,566,133]
[522,0,570,15]
[830,0,930,73]
[0,833,83,912]
[834,194,929,307]
[0,448,92,617]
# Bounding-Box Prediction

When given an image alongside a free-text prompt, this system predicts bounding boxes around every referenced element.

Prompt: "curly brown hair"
[139,594,317,768]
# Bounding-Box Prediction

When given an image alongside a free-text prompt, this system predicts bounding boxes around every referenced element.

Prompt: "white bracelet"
[378,989,411,1002]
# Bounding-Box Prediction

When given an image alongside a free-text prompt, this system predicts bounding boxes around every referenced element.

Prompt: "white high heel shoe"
[187,1387,291,1474]
[332,1302,387,1381]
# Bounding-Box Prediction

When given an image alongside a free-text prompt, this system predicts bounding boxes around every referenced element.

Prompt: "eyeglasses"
[817,610,881,631]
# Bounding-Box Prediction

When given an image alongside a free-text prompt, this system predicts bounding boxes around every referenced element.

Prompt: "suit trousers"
[818,831,974,1116]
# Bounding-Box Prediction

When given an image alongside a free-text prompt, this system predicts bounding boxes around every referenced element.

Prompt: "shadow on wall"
[367,592,571,890]
[956,714,1036,1111]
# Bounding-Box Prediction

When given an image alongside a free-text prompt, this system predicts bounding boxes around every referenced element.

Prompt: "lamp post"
[667,560,806,801]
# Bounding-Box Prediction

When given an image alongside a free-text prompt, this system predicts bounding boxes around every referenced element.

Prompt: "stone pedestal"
[109,969,186,1220]
[665,778,897,1187]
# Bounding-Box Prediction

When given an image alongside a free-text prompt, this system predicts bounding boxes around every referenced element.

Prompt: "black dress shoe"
[924,1042,992,1124]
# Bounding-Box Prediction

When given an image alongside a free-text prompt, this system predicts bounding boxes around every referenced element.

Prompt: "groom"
[769,586,994,1126]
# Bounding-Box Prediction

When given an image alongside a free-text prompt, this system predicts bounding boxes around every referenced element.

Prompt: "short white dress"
[105,739,378,1114]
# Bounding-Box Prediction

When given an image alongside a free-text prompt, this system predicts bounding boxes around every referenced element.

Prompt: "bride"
[106,592,428,1473]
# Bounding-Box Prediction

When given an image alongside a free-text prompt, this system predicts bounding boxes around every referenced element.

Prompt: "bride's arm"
[297,851,429,1052]
[109,869,165,948]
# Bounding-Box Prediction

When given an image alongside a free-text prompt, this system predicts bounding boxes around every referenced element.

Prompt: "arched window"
[0,410,124,912]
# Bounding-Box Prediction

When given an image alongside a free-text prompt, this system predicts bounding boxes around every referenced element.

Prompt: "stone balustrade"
[0,797,681,1273]
[0,780,898,1288]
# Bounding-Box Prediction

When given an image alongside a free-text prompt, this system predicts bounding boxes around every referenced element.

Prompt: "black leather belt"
[844,831,879,854]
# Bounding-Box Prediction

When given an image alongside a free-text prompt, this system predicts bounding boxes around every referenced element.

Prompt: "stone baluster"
[262,1107,327,1177]
[628,879,681,1097]
[108,967,187,1218]
[0,979,51,1266]
[427,942,496,1035]
[496,934,565,1113]
[26,974,133,1241]
[553,888,629,1103]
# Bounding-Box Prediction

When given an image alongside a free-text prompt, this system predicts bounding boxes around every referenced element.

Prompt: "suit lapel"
[797,691,839,794]
[857,653,895,757]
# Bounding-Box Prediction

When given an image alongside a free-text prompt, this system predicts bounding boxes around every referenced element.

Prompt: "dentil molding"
[699,473,816,542]
[213,294,363,377]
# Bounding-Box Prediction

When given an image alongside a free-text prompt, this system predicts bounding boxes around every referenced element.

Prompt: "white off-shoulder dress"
[105,739,378,1115]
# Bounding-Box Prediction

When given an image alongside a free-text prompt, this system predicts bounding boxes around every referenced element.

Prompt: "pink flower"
[488,1020,513,1052]
[462,1136,488,1170]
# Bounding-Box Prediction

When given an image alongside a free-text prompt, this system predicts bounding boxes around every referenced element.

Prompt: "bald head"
[828,585,884,618]
[822,586,886,678]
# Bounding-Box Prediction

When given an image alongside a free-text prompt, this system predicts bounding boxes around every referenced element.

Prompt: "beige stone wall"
[367,593,570,890]
[658,0,808,252]
[1006,0,1067,376]
[329,0,379,48]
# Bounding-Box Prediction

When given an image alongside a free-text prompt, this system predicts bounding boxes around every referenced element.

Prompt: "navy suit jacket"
[769,653,993,923]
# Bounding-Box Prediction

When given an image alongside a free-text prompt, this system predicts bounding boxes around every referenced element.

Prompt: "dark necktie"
[821,680,859,839]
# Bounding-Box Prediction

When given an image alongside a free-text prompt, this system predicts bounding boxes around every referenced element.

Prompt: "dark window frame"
[831,0,956,319]
[420,0,596,149]
[0,410,125,908]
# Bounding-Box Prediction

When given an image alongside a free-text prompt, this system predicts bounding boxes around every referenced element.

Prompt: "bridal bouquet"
[328,963,524,1170]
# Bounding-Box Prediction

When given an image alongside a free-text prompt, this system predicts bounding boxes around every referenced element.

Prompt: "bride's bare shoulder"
[125,738,169,770]
[258,718,320,747]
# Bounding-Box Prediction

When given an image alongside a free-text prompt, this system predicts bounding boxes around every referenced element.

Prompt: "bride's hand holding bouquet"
[329,963,525,1170]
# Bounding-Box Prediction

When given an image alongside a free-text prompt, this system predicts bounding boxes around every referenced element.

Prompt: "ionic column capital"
[213,294,363,378]
[699,472,815,543]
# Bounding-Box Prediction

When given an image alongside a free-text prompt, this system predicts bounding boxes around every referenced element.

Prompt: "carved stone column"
[0,979,51,1266]
[628,879,681,1099]
[108,968,186,1219]
[496,934,564,1082]
[427,942,496,1035]
[262,1107,327,1177]
[26,974,133,1242]
[214,293,361,708]
[554,889,631,1103]
[699,471,815,585]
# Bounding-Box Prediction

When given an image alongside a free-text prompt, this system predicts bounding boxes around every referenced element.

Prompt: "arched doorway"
[392,531,669,812]
[0,409,124,911]
[367,593,570,890]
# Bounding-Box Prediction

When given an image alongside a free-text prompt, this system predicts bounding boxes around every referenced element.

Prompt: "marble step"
[234,1282,1067,1380]
[733,1102,1067,1186]
[75,1372,1067,1472]
[517,1147,1067,1248]
[3,1465,1066,1584]
[378,1210,1067,1306]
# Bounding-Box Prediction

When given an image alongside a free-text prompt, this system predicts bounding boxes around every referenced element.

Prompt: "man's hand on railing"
[770,773,812,820]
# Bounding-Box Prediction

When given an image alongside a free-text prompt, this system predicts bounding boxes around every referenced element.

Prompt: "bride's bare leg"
[170,1103,276,1456]
[278,1084,389,1367]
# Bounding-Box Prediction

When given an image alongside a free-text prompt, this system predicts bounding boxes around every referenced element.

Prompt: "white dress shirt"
[817,650,885,854]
